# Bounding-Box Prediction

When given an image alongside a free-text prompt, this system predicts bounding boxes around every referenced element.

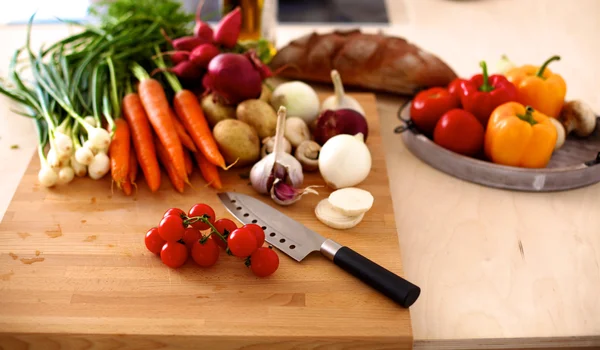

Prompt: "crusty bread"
[269,29,457,95]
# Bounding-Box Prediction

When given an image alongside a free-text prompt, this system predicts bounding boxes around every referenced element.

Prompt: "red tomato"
[242,224,265,249]
[410,87,460,135]
[227,228,257,258]
[191,238,220,267]
[250,247,279,277]
[433,109,485,157]
[144,227,165,255]
[158,215,185,242]
[447,78,466,105]
[163,208,185,218]
[188,204,216,230]
[160,241,188,268]
[212,218,237,249]
[182,227,201,250]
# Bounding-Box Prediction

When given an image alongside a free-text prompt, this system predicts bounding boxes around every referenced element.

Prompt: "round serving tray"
[396,101,600,192]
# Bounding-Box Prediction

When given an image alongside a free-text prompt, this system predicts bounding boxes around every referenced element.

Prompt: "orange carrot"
[193,151,222,189]
[169,107,197,152]
[108,118,131,187]
[184,149,193,176]
[122,148,139,196]
[156,136,185,193]
[132,64,188,184]
[122,179,133,196]
[122,93,161,192]
[174,90,227,169]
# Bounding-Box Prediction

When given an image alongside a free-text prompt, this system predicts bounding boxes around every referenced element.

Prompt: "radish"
[170,51,189,65]
[328,188,374,216]
[173,36,208,51]
[203,53,263,104]
[190,43,220,68]
[171,60,204,80]
[315,199,365,230]
[313,109,369,145]
[213,7,242,48]
[193,0,214,42]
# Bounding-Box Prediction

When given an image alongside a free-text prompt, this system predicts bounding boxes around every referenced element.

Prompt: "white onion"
[57,166,75,184]
[54,132,73,155]
[318,133,371,189]
[84,116,97,127]
[38,166,58,187]
[47,148,63,170]
[83,140,98,155]
[75,146,94,165]
[71,156,87,177]
[270,81,320,125]
[88,152,110,180]
[88,128,111,150]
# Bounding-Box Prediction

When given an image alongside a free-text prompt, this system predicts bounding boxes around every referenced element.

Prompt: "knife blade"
[218,192,421,308]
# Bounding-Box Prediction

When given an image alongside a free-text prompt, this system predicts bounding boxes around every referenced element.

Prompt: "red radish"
[203,53,263,104]
[171,60,204,80]
[190,44,220,68]
[173,36,208,51]
[193,0,214,42]
[171,51,189,65]
[213,6,242,48]
[313,109,369,145]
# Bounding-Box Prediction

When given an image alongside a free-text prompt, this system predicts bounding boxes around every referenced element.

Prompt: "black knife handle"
[333,246,421,308]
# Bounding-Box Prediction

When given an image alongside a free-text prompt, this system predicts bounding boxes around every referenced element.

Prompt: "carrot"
[122,179,133,196]
[122,92,161,192]
[108,118,131,187]
[174,90,228,169]
[132,63,189,184]
[193,151,222,190]
[122,148,139,196]
[184,149,193,176]
[169,107,197,152]
[153,51,228,169]
[155,136,185,193]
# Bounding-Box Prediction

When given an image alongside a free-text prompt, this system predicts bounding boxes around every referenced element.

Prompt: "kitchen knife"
[218,192,421,308]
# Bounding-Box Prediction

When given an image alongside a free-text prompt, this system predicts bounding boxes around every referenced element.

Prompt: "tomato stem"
[189,215,228,243]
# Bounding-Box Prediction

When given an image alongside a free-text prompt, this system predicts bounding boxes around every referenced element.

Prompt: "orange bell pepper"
[504,55,566,118]
[485,102,557,168]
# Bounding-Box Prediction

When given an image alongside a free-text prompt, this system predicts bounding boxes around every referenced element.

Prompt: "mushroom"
[558,100,597,137]
[549,118,566,150]
[260,136,292,158]
[284,117,311,148]
[294,140,321,171]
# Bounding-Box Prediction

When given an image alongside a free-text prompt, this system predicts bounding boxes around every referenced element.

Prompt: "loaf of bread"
[269,30,457,95]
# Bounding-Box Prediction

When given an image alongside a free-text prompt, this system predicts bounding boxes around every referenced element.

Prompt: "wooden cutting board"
[0,93,413,349]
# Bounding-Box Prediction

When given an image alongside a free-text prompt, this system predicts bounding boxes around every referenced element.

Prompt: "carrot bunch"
[107,59,225,195]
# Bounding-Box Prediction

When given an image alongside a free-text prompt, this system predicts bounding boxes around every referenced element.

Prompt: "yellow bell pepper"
[485,102,557,168]
[504,55,566,118]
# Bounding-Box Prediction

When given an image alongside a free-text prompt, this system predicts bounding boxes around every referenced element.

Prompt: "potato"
[213,119,260,167]
[259,84,272,103]
[236,99,277,139]
[201,93,236,128]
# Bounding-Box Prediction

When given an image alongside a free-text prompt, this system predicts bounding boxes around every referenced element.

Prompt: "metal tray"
[396,101,600,192]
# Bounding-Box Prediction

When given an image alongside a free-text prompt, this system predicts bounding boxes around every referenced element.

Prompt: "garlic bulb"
[261,136,292,158]
[320,70,365,115]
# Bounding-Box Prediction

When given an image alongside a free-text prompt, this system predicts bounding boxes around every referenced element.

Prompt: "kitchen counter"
[0,0,599,349]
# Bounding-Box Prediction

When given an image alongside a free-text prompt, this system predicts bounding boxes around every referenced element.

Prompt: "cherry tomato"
[191,238,220,267]
[242,224,265,249]
[212,218,237,249]
[433,109,485,157]
[250,247,279,277]
[163,207,185,219]
[410,87,460,136]
[158,215,186,242]
[188,203,216,230]
[160,241,188,268]
[227,228,257,257]
[144,227,165,255]
[182,227,201,250]
[447,78,466,105]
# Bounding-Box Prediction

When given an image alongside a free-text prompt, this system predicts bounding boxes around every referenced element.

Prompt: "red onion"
[203,53,263,105]
[313,109,369,145]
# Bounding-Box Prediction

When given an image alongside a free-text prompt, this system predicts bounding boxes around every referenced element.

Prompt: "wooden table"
[1,0,600,349]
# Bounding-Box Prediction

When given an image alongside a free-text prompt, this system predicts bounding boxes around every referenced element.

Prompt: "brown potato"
[213,119,260,167]
[236,99,277,139]
[201,93,236,128]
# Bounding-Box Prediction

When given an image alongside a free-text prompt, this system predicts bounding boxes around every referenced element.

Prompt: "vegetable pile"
[146,203,279,277]
[409,55,597,168]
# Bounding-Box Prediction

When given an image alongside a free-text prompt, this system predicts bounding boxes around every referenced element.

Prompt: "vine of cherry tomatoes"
[144,203,279,277]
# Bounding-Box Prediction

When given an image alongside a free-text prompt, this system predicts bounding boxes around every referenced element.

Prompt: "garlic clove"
[270,179,319,206]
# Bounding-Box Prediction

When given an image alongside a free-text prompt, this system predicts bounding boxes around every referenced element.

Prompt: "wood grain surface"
[0,94,413,349]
